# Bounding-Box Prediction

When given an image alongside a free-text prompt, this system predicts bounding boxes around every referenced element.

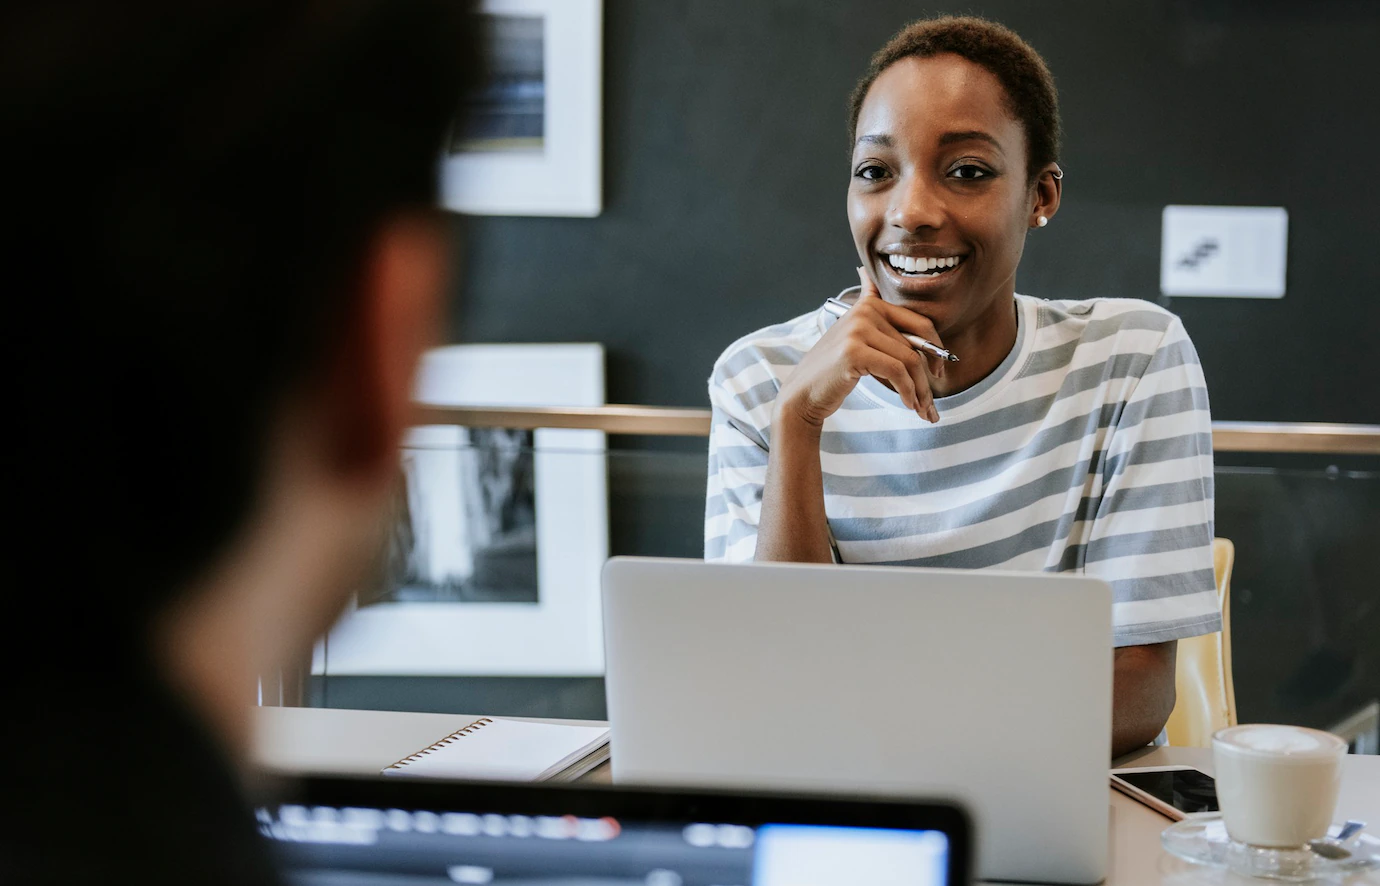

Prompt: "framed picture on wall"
[315,343,608,676]
[441,0,602,217]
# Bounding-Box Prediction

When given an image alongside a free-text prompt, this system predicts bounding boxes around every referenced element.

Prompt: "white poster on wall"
[316,343,608,676]
[1160,205,1288,298]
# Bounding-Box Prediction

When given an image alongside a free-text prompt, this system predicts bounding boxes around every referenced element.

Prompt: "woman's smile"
[876,246,969,297]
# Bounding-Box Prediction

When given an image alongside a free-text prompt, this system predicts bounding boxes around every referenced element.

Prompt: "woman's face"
[848,53,1055,338]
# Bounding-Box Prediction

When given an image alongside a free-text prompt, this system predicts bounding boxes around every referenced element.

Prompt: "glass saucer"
[1162,814,1380,882]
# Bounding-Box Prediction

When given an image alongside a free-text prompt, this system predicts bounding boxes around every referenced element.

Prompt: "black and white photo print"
[378,427,539,604]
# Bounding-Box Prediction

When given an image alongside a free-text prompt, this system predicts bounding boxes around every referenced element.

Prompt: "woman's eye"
[950,164,991,180]
[854,164,889,181]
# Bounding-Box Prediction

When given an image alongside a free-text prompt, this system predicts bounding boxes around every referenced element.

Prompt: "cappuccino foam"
[1216,724,1345,760]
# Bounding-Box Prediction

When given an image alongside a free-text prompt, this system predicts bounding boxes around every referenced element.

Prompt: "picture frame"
[316,343,608,676]
[441,0,603,217]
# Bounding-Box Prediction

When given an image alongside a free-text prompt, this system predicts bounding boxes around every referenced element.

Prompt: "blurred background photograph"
[318,343,609,680]
[382,427,539,604]
[449,12,545,154]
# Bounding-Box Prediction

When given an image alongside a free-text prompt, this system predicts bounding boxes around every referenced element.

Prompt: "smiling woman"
[703,16,1224,757]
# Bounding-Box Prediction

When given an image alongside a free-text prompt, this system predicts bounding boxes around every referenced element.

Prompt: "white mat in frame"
[315,343,608,676]
[441,0,602,217]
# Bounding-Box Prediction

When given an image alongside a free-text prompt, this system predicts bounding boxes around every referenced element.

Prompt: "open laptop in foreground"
[601,557,1113,885]
[257,775,972,885]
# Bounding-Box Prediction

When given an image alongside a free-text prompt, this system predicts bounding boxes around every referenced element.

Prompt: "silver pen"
[822,297,960,363]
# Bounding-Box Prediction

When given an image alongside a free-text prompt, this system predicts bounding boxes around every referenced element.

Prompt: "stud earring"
[1036,216,1048,228]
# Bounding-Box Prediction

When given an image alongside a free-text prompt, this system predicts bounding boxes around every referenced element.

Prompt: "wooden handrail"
[411,404,1380,455]
[1209,422,1380,455]
[413,404,713,436]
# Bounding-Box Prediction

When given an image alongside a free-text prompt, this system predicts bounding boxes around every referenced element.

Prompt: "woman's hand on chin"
[775,267,947,429]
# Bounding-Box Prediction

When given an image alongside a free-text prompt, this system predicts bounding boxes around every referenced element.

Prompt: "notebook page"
[382,718,609,781]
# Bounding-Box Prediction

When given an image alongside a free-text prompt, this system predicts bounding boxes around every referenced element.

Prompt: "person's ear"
[321,211,450,484]
[1028,163,1063,230]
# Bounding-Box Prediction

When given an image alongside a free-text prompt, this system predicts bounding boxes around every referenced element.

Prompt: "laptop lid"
[257,776,972,885]
[601,557,1112,885]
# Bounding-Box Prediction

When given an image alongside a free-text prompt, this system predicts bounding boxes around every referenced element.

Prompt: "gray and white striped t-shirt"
[704,291,1223,647]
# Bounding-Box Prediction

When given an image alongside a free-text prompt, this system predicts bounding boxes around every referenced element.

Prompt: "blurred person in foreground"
[4,2,476,882]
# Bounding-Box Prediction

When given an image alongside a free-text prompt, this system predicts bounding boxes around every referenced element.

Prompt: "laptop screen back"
[600,557,1111,884]
[257,778,966,886]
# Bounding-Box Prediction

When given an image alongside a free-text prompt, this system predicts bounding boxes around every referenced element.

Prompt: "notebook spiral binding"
[384,717,495,770]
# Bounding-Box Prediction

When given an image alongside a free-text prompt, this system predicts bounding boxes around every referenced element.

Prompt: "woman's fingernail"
[929,406,940,423]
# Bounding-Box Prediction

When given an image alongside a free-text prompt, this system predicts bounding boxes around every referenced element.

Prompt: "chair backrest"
[1164,538,1237,747]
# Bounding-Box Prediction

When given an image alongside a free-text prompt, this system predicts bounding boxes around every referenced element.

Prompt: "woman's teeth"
[887,254,962,276]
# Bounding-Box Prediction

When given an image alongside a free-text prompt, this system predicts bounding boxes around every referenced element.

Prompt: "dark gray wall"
[454,0,1380,421]
[318,2,1380,731]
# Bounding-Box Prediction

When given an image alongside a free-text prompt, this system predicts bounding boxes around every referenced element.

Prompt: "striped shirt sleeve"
[704,360,773,562]
[1087,316,1223,646]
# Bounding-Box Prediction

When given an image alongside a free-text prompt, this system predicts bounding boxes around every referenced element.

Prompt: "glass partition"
[300,424,1378,752]
[1213,465,1378,745]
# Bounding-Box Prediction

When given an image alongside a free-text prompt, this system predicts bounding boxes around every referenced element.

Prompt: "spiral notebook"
[381,717,610,782]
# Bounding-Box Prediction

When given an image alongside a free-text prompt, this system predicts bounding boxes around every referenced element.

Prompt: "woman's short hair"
[848,16,1061,181]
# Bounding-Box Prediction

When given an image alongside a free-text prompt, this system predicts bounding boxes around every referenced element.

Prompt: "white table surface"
[253,706,1380,885]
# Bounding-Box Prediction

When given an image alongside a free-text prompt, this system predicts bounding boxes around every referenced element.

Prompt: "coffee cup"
[1212,724,1347,848]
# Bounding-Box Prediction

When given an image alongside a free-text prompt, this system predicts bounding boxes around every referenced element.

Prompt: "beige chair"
[1165,538,1237,747]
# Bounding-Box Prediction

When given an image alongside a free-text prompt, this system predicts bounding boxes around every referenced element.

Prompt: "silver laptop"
[601,556,1113,885]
